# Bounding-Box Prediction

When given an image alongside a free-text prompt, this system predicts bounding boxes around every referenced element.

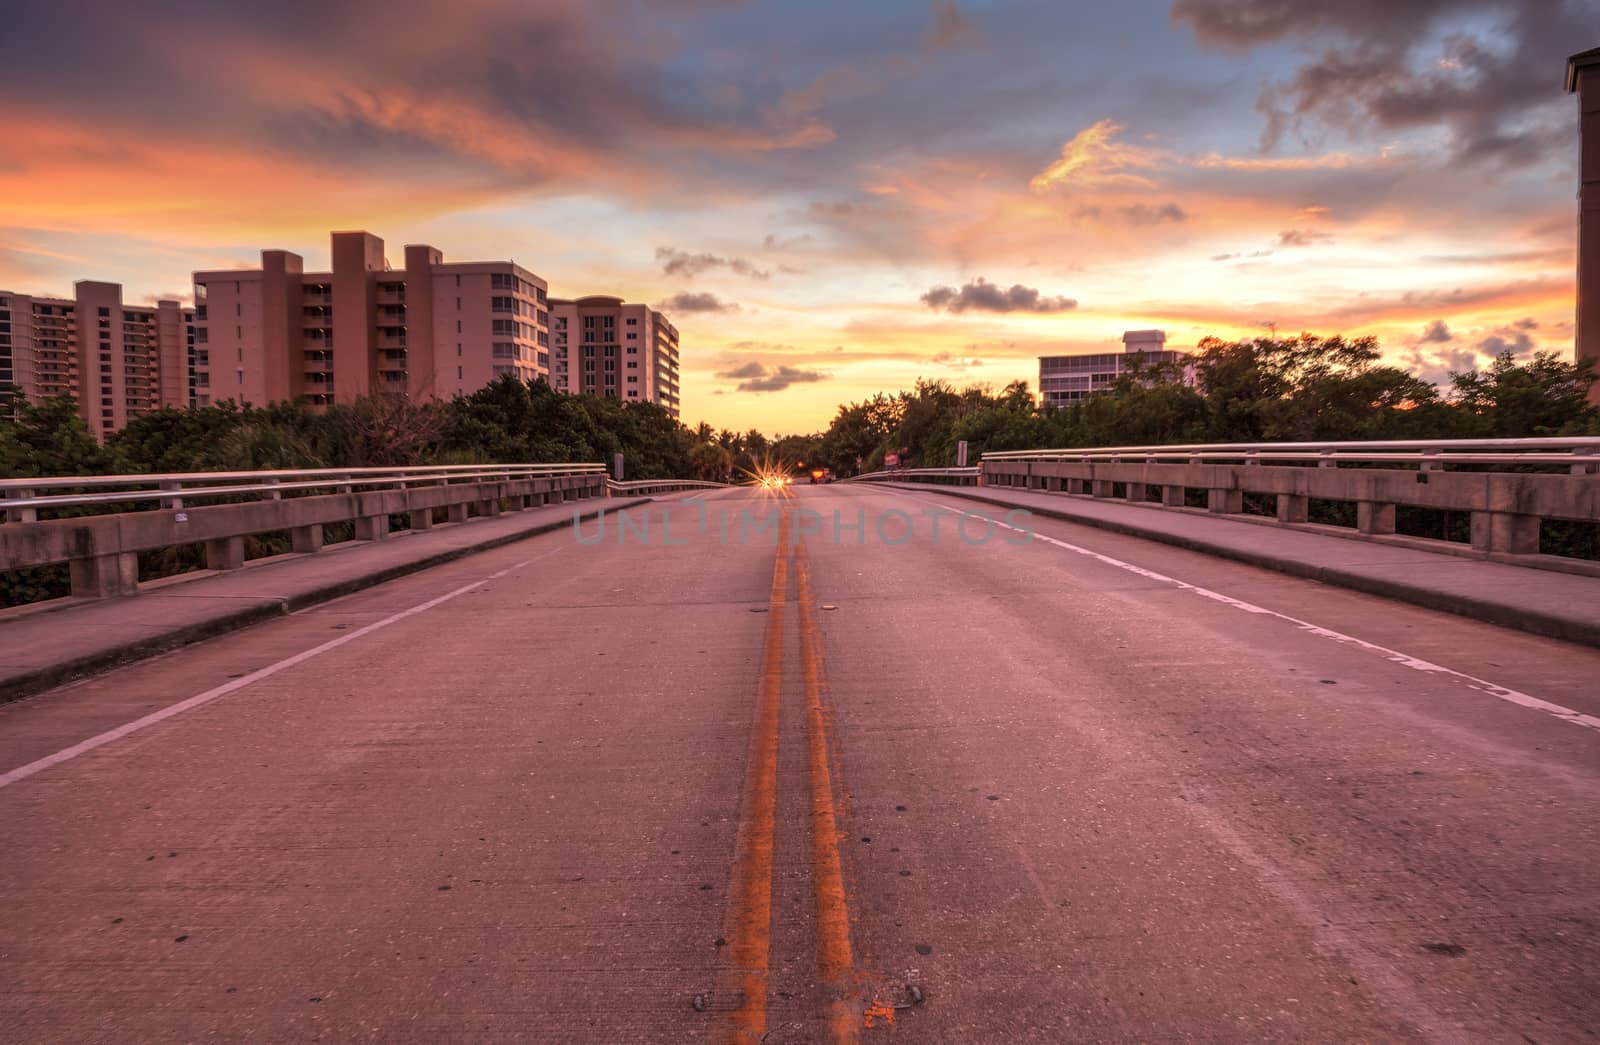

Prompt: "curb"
[879,483,1600,650]
[0,498,649,704]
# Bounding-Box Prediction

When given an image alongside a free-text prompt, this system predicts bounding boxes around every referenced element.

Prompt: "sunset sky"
[0,0,1591,434]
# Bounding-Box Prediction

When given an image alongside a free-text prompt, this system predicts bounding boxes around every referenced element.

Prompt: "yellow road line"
[795,539,861,1043]
[712,508,791,1044]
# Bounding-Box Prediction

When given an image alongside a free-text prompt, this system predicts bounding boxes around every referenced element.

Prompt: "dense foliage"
[1,376,695,480]
[1,336,1595,485]
[785,336,1600,476]
[2,335,1597,603]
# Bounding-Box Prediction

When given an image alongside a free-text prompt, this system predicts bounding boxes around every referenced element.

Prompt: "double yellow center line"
[713,495,862,1043]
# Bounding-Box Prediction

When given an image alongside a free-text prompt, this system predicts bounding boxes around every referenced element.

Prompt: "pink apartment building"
[548,296,681,418]
[191,231,551,407]
[0,282,194,437]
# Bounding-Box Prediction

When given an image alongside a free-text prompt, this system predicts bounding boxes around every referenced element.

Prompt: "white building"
[1038,330,1193,407]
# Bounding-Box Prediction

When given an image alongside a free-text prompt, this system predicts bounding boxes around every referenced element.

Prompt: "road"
[1,484,1597,1042]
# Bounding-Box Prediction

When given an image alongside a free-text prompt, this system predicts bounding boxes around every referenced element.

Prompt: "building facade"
[1038,330,1193,407]
[0,282,193,437]
[191,231,551,408]
[548,296,681,418]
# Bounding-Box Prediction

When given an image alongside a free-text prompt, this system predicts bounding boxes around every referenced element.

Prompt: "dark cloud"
[1399,343,1484,385]
[715,361,830,392]
[658,291,738,313]
[0,0,835,205]
[924,2,983,50]
[1420,319,1454,342]
[717,361,768,379]
[656,246,770,279]
[1076,202,1189,225]
[1121,202,1189,225]
[922,277,1078,313]
[1171,0,1589,166]
[1477,325,1537,356]
[1277,228,1333,247]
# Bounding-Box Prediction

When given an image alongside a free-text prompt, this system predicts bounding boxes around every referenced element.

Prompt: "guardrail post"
[291,524,324,553]
[1091,479,1115,497]
[159,480,183,511]
[1276,494,1309,523]
[204,536,245,570]
[1357,501,1396,535]
[264,477,282,501]
[69,552,138,599]
[1471,512,1540,555]
[1125,482,1148,502]
[5,488,37,523]
[354,514,390,541]
[1573,450,1598,476]
[337,473,353,494]
[1207,488,1242,514]
[1161,485,1184,507]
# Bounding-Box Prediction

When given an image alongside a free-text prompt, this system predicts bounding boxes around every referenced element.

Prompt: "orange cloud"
[1030,120,1162,192]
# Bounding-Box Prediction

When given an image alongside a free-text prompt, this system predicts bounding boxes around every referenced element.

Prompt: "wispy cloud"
[1030,120,1161,192]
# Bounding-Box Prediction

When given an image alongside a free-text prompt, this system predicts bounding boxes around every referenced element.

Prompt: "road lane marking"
[794,540,861,1043]
[713,509,791,1044]
[0,554,550,790]
[900,491,1600,733]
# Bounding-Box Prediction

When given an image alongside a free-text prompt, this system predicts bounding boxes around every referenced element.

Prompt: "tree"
[1448,352,1600,437]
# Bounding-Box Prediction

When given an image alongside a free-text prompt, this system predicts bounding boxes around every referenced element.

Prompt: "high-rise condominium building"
[191,231,551,407]
[548,296,681,418]
[0,282,193,437]
[1038,329,1194,407]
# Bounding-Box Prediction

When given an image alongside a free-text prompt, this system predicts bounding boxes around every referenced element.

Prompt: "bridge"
[1,443,1598,1042]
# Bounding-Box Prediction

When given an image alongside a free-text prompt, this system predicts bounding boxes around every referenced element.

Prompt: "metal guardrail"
[977,438,1600,561]
[0,464,607,520]
[606,478,729,494]
[983,437,1600,473]
[848,468,980,486]
[0,463,614,600]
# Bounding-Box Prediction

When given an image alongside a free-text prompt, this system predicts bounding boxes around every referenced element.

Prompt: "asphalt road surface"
[2,485,1597,1043]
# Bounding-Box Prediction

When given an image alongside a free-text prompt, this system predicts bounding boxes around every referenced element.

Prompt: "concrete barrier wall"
[0,474,607,598]
[980,460,1599,555]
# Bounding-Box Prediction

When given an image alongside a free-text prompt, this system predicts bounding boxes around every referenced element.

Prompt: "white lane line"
[903,492,1600,733]
[0,557,536,790]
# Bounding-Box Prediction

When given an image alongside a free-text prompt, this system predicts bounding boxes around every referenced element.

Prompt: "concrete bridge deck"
[2,484,1598,1042]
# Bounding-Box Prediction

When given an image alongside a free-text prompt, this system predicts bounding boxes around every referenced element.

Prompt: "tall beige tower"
[1569,47,1600,403]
